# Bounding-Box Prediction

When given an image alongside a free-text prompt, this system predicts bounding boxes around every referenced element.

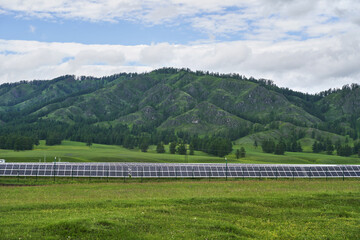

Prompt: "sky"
[0,0,360,93]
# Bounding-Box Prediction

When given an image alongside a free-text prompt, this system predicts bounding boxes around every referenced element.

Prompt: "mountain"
[0,68,359,143]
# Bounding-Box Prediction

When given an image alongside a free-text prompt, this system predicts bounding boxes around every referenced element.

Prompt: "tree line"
[0,121,232,157]
[261,139,302,155]
[312,138,360,157]
[0,135,38,151]
[139,136,232,157]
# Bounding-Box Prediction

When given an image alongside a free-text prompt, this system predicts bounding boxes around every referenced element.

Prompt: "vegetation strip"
[1,180,359,239]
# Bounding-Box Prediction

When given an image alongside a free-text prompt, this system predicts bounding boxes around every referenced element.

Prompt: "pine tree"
[169,142,177,154]
[24,137,34,150]
[139,134,150,152]
[33,137,40,146]
[353,141,360,155]
[291,140,298,152]
[240,147,246,158]
[311,131,316,139]
[274,141,286,155]
[14,138,22,151]
[354,131,358,140]
[297,142,303,152]
[0,136,5,149]
[140,142,149,152]
[216,138,232,157]
[235,149,240,159]
[335,139,341,150]
[46,133,62,146]
[337,144,353,157]
[189,142,195,155]
[261,139,275,153]
[123,135,132,149]
[156,142,165,153]
[177,142,187,155]
[326,140,334,155]
[86,138,92,147]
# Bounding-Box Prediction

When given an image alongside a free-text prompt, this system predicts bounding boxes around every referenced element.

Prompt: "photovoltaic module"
[0,162,359,179]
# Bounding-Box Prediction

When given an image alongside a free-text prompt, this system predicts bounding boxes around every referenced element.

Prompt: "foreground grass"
[1,140,360,165]
[1,179,359,239]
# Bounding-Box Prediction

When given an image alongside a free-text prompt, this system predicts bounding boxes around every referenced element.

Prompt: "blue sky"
[0,15,206,45]
[0,0,360,93]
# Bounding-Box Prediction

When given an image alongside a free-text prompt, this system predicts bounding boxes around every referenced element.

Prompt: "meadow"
[1,140,360,165]
[1,141,360,239]
[0,179,359,239]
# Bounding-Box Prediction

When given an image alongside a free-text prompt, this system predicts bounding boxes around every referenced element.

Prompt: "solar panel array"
[1,162,360,179]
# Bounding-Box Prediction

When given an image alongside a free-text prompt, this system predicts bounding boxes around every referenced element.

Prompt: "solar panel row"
[1,163,360,178]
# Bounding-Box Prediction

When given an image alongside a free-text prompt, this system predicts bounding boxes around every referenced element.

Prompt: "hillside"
[0,68,359,145]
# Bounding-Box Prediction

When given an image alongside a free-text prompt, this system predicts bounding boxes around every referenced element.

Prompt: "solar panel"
[0,162,360,179]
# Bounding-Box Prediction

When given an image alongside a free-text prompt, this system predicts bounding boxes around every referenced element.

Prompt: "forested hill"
[0,67,359,147]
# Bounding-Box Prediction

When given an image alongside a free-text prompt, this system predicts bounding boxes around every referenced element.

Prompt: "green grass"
[229,144,360,165]
[0,140,221,163]
[1,140,360,165]
[0,179,359,239]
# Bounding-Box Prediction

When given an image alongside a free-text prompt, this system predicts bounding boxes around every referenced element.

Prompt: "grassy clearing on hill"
[0,140,221,163]
[0,140,359,165]
[0,179,359,239]
[230,144,360,165]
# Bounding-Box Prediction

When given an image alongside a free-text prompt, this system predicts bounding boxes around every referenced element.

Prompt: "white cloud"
[140,43,175,66]
[29,25,36,33]
[1,0,360,93]
[0,39,147,81]
[1,0,359,40]
[1,35,360,93]
[191,13,249,36]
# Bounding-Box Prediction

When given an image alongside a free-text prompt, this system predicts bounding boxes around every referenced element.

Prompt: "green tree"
[337,144,353,157]
[326,139,334,155]
[5,137,14,150]
[169,141,177,154]
[311,131,316,139]
[240,147,246,158]
[139,133,150,152]
[254,140,258,148]
[156,142,165,153]
[11,136,34,151]
[354,141,360,155]
[14,138,23,151]
[235,149,240,159]
[212,138,232,157]
[0,136,5,149]
[189,142,195,155]
[33,137,40,146]
[335,139,341,150]
[262,139,275,153]
[46,133,62,146]
[177,142,187,155]
[140,141,149,152]
[297,142,303,152]
[86,138,92,147]
[274,141,286,155]
[123,135,135,149]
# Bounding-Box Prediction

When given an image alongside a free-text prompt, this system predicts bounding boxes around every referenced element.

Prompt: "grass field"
[1,140,360,165]
[0,179,359,239]
[0,140,222,163]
